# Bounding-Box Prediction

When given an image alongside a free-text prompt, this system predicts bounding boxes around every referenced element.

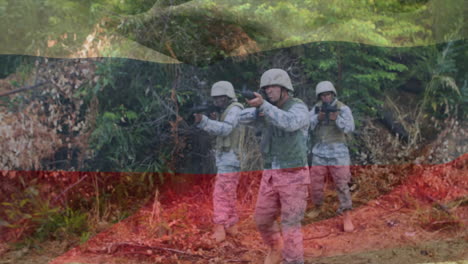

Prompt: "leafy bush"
[421,41,467,120]
[87,58,183,173]
[301,42,407,119]
[1,181,88,245]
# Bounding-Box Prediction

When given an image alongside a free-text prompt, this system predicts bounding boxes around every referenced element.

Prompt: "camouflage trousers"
[255,171,308,264]
[213,165,241,228]
[309,155,352,213]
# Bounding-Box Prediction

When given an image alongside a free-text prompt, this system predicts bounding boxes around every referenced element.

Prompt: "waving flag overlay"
[0,0,467,263]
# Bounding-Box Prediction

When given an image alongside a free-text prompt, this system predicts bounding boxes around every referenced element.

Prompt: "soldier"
[307,81,355,232]
[240,69,310,264]
[194,81,245,243]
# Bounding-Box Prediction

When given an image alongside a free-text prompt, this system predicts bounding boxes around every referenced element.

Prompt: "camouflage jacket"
[309,99,355,158]
[197,104,243,168]
[240,99,310,186]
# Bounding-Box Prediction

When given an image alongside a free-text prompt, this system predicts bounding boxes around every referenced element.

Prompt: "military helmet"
[260,69,294,92]
[315,81,337,98]
[211,81,236,99]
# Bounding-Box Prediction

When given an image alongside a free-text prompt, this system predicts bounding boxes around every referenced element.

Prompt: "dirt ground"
[1,211,466,264]
[310,238,467,264]
[1,237,467,264]
[1,156,467,264]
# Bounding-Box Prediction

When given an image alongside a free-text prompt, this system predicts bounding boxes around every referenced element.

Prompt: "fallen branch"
[303,231,332,240]
[226,259,251,263]
[0,81,47,97]
[87,242,207,259]
[53,174,89,204]
[424,194,451,214]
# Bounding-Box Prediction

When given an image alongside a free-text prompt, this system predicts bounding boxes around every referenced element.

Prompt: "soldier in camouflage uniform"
[240,69,310,264]
[194,81,245,243]
[308,81,355,232]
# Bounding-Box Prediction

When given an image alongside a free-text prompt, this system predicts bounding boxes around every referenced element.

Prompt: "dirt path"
[47,155,467,264]
[2,156,467,264]
[309,238,467,264]
[301,197,467,263]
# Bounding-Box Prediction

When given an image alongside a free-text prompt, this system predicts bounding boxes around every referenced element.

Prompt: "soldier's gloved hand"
[329,111,338,121]
[318,111,326,121]
[193,113,203,123]
[246,92,264,108]
[209,112,218,120]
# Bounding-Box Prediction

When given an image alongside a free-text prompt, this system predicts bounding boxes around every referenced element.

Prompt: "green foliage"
[460,77,468,118]
[2,184,41,225]
[91,0,156,16]
[1,181,88,244]
[33,207,88,242]
[1,0,465,65]
[90,106,142,169]
[88,59,183,173]
[421,41,467,119]
[0,0,95,55]
[0,56,29,78]
[301,42,408,118]
[203,0,434,46]
[299,39,467,122]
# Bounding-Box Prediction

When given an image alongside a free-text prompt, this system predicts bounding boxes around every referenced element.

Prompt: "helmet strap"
[276,87,290,107]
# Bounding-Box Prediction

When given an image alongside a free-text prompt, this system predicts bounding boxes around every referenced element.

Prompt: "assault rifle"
[315,102,339,123]
[240,90,256,100]
[238,89,269,102]
[190,103,221,115]
[185,103,221,125]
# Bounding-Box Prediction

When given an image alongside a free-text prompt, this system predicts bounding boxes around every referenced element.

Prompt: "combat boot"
[226,225,238,236]
[264,239,283,264]
[211,224,226,243]
[343,211,354,232]
[305,205,321,219]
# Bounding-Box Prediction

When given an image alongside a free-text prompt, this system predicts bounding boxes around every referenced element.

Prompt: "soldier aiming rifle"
[193,81,245,243]
[307,81,355,233]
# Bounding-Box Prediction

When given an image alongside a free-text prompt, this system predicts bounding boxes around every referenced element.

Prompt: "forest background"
[0,0,467,262]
